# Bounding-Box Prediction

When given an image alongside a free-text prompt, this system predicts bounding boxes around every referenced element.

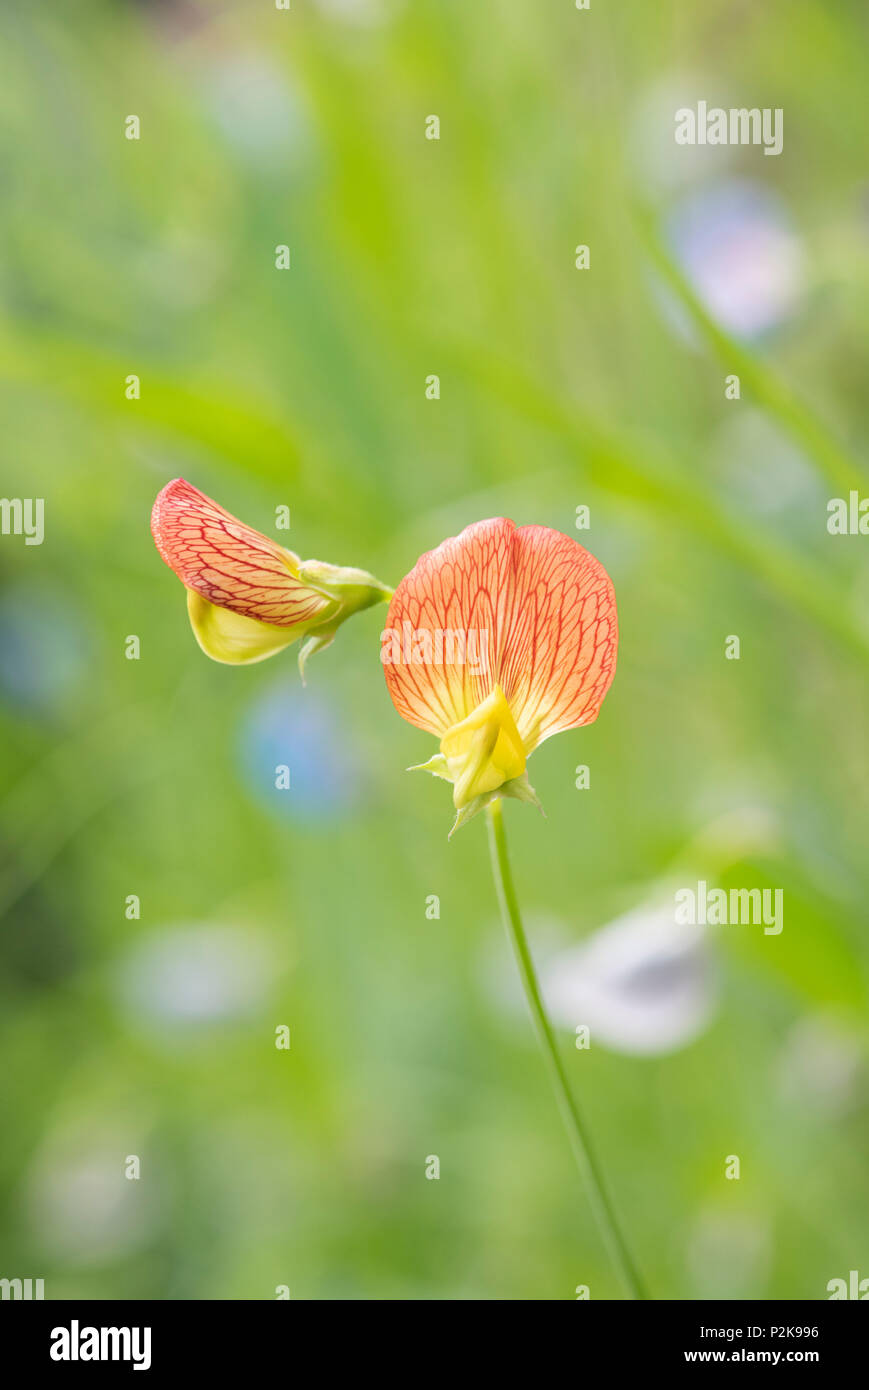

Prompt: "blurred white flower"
[26,1122,165,1265]
[115,924,272,1038]
[776,1014,863,1117]
[540,904,717,1056]
[684,804,781,866]
[631,74,730,194]
[485,904,717,1058]
[687,1206,771,1298]
[709,409,821,517]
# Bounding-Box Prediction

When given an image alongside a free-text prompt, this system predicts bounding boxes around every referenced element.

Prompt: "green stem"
[486,798,648,1300]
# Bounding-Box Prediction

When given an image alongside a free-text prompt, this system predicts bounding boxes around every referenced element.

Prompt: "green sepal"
[448,772,544,838]
[293,562,391,682]
[298,629,336,685]
[408,754,451,780]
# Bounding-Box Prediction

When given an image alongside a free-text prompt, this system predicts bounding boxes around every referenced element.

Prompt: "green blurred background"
[1,0,868,1300]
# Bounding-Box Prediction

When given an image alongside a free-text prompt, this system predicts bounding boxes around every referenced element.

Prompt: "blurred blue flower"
[0,584,91,718]
[201,55,310,168]
[239,676,363,822]
[666,180,806,337]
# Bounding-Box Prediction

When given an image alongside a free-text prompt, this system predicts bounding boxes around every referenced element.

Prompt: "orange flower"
[152,479,391,674]
[382,518,617,832]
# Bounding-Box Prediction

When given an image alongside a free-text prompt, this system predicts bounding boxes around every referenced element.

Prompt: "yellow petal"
[439,684,526,808]
[187,589,308,665]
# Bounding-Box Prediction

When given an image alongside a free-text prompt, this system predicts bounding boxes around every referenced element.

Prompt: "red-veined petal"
[383,518,514,735]
[504,524,617,750]
[383,518,617,750]
[151,478,332,629]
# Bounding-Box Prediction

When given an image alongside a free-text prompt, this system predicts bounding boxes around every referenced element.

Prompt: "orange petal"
[503,524,618,751]
[151,479,332,629]
[382,518,514,736]
[383,518,617,750]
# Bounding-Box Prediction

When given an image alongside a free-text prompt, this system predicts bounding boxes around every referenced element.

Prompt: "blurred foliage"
[0,0,868,1299]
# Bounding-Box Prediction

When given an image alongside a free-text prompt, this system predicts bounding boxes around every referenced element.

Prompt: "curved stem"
[486,798,648,1300]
